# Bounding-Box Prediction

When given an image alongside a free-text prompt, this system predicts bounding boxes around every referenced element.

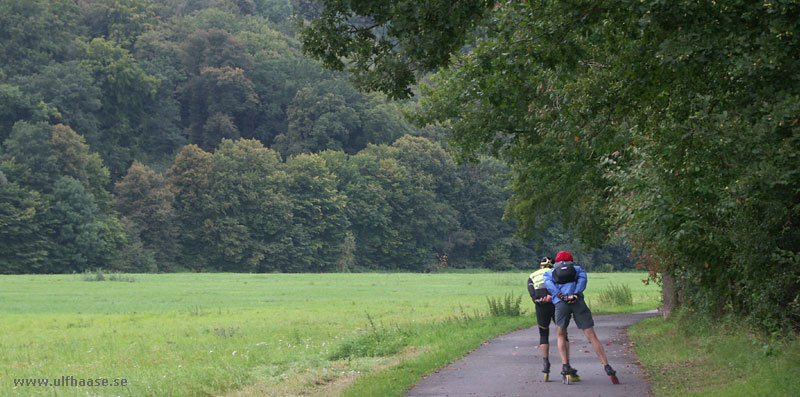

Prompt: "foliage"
[80,268,136,282]
[300,0,491,99]
[328,314,410,360]
[0,0,84,77]
[0,122,123,274]
[486,293,525,317]
[597,282,633,307]
[0,177,50,274]
[0,0,638,275]
[114,161,178,270]
[303,0,800,331]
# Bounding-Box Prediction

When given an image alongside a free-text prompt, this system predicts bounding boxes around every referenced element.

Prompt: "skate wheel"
[569,375,581,382]
[544,373,549,382]
[562,375,569,384]
[610,375,619,384]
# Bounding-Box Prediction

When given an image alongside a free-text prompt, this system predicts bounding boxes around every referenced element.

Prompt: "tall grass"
[597,282,633,306]
[486,293,525,316]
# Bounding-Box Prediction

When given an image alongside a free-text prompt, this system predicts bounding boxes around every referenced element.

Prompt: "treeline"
[0,123,627,273]
[0,0,634,274]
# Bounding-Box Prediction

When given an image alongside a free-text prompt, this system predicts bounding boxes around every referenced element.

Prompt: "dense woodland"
[301,0,800,331]
[0,0,634,274]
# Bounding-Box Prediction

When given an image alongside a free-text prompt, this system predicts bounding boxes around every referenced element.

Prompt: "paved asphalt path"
[406,310,658,397]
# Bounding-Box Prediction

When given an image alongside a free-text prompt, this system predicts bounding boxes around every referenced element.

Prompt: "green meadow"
[2,272,659,396]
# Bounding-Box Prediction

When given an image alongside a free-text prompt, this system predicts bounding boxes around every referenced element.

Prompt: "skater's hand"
[566,295,578,303]
[542,294,552,303]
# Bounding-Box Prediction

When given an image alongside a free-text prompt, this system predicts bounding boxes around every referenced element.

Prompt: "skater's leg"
[582,327,609,365]
[539,325,551,377]
[536,302,555,359]
[538,326,550,358]
[556,326,569,365]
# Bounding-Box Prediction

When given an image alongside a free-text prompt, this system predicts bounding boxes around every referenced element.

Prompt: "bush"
[328,314,411,360]
[486,293,525,317]
[81,269,135,282]
[597,282,632,306]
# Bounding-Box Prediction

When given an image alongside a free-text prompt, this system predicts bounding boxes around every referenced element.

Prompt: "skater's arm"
[527,277,536,300]
[544,271,559,298]
[574,266,588,294]
[543,271,554,294]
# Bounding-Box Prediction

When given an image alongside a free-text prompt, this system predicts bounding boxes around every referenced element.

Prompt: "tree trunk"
[661,273,676,319]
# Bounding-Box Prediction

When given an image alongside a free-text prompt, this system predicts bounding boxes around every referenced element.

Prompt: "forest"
[0,0,634,275]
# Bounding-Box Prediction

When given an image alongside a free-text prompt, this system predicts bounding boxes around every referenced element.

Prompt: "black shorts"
[554,296,594,330]
[535,301,556,328]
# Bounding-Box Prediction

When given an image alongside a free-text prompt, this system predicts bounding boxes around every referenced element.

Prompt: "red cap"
[555,251,573,262]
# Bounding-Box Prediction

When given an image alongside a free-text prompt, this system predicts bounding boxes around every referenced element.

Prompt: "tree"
[12,61,103,148]
[78,0,161,48]
[178,29,260,149]
[303,0,800,330]
[284,153,348,272]
[319,150,393,270]
[353,137,461,271]
[275,87,359,155]
[46,177,124,274]
[180,66,260,150]
[1,122,62,193]
[166,144,213,269]
[0,0,84,76]
[80,38,161,176]
[0,176,51,274]
[50,124,113,210]
[447,157,513,268]
[300,0,491,99]
[168,140,295,271]
[1,122,123,274]
[203,139,293,271]
[274,81,412,156]
[180,28,252,75]
[0,83,58,144]
[114,161,178,270]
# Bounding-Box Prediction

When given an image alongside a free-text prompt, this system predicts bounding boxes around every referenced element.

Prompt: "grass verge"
[339,315,534,397]
[627,311,800,396]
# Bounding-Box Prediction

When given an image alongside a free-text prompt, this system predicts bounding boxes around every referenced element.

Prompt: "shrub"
[598,282,632,306]
[81,269,135,282]
[328,314,411,360]
[486,293,525,317]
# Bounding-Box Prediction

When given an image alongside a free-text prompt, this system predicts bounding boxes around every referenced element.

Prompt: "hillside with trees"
[0,0,634,274]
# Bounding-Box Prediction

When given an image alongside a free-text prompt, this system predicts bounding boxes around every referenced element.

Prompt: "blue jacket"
[544,261,588,304]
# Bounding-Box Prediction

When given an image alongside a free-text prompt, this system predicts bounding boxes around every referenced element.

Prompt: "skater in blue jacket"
[544,251,619,384]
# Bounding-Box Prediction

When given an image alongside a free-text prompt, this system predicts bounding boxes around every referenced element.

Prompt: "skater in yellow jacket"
[527,256,574,381]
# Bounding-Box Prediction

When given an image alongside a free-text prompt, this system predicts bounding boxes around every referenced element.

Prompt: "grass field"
[1,272,659,396]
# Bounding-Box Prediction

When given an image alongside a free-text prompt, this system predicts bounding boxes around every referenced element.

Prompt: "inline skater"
[544,251,619,384]
[527,256,575,382]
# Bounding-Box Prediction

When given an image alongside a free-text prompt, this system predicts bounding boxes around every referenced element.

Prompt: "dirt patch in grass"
[224,346,430,397]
